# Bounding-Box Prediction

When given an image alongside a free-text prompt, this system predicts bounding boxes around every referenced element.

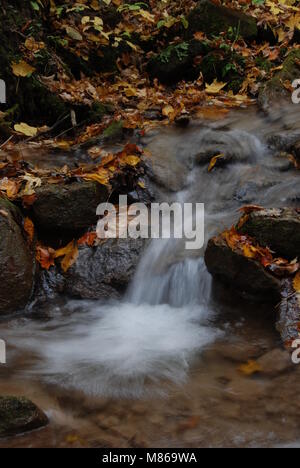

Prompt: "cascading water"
[2,105,300,401]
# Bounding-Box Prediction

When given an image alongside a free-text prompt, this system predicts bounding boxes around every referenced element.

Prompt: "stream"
[1,104,300,448]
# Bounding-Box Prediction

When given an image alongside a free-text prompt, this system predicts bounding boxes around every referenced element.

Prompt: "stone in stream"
[204,235,281,302]
[0,396,48,438]
[277,278,300,347]
[32,181,109,232]
[256,348,293,377]
[238,208,300,260]
[64,238,146,300]
[0,199,35,315]
[187,0,258,40]
[258,49,300,110]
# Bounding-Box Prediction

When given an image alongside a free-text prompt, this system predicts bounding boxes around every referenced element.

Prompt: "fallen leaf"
[55,240,79,272]
[205,79,227,94]
[239,360,262,376]
[208,153,225,172]
[12,60,35,77]
[78,232,97,247]
[24,217,34,244]
[14,123,38,137]
[36,245,56,270]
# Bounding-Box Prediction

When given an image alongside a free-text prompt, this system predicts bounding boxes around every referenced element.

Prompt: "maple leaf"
[205,80,227,94]
[55,241,79,273]
[11,60,35,77]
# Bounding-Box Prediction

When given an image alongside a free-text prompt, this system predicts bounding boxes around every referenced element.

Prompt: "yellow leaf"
[293,271,300,293]
[208,153,225,172]
[123,155,140,167]
[239,360,262,376]
[12,60,35,77]
[14,122,38,137]
[55,241,78,273]
[162,105,175,118]
[205,79,227,94]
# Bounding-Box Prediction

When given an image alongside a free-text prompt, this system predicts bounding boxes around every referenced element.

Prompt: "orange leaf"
[24,217,34,244]
[78,232,97,247]
[239,360,262,376]
[55,241,78,273]
[36,245,56,270]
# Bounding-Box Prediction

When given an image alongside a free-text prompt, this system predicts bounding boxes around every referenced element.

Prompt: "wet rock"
[238,208,300,259]
[204,235,281,302]
[148,40,208,84]
[187,0,258,40]
[0,199,34,315]
[33,181,109,232]
[0,396,48,438]
[256,348,293,377]
[258,50,300,110]
[266,132,300,151]
[216,341,263,364]
[65,238,146,300]
[292,140,300,164]
[31,266,66,309]
[277,278,300,345]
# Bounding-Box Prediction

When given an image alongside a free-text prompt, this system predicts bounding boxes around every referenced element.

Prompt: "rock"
[148,40,208,84]
[187,0,257,40]
[258,50,300,109]
[0,396,48,438]
[277,278,300,345]
[33,181,109,232]
[0,199,34,315]
[292,140,300,164]
[64,238,146,300]
[30,266,66,309]
[256,348,293,377]
[204,235,281,301]
[238,208,300,259]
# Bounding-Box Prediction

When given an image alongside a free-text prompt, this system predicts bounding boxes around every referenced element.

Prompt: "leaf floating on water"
[208,153,225,172]
[239,360,262,376]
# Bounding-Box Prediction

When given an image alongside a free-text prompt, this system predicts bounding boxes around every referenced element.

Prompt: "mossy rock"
[200,49,245,93]
[258,49,300,109]
[148,40,209,84]
[0,396,48,438]
[187,0,257,40]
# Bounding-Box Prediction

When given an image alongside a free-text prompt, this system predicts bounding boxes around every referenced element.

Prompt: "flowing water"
[1,104,300,447]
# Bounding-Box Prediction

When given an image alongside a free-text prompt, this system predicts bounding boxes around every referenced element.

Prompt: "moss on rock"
[0,396,48,438]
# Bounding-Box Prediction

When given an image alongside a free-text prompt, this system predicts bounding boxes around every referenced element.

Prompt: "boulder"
[187,0,257,40]
[0,396,48,438]
[238,208,300,259]
[64,238,146,300]
[148,40,208,84]
[256,348,293,377]
[32,181,109,232]
[258,50,300,109]
[0,198,34,315]
[204,235,281,301]
[277,278,300,346]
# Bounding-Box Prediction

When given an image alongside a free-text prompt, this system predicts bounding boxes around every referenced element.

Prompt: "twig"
[0,135,13,149]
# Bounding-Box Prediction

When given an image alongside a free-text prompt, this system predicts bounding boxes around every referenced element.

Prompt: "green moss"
[102,120,124,141]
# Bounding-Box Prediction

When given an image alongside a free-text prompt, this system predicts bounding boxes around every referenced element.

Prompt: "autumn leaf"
[239,360,262,376]
[78,232,97,247]
[208,153,225,172]
[24,217,34,244]
[14,123,38,137]
[36,245,56,270]
[293,272,300,293]
[205,79,227,94]
[11,60,35,77]
[55,241,79,272]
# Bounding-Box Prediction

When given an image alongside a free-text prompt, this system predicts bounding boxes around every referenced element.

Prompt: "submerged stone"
[0,396,48,438]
